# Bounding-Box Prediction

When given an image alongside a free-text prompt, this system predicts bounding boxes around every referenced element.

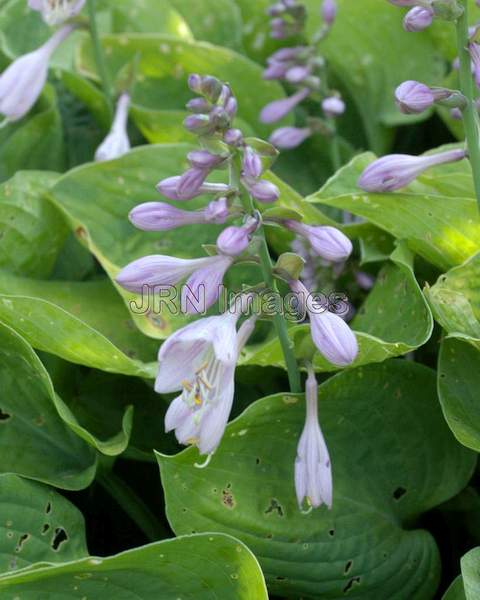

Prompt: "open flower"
[159,311,257,460]
[29,0,86,26]
[295,366,332,510]
[0,24,74,125]
[95,93,131,162]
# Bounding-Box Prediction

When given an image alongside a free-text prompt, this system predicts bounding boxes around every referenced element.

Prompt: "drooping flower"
[403,6,434,31]
[0,24,74,125]
[129,198,229,231]
[290,279,358,366]
[29,0,85,26]
[94,93,131,162]
[295,366,332,510]
[284,221,352,262]
[357,148,467,192]
[260,87,311,124]
[160,311,257,460]
[270,126,312,149]
[116,254,234,314]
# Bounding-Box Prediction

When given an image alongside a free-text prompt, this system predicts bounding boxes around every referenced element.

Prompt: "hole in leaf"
[0,409,11,422]
[222,489,236,509]
[41,524,50,535]
[329,529,335,537]
[344,560,353,575]
[276,576,286,581]
[255,458,261,465]
[45,502,52,515]
[343,576,361,593]
[51,527,68,551]
[393,487,407,500]
[15,533,30,553]
[264,498,284,517]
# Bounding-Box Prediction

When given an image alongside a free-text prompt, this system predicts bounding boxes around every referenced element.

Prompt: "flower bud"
[322,96,345,118]
[177,167,209,200]
[224,96,238,119]
[187,150,224,169]
[285,65,311,83]
[403,6,434,31]
[242,146,263,179]
[186,97,211,113]
[204,198,229,224]
[188,74,203,94]
[129,202,211,231]
[201,76,223,103]
[285,221,352,261]
[322,0,337,25]
[260,87,311,124]
[395,80,434,114]
[469,43,480,88]
[183,113,211,134]
[245,179,280,203]
[268,46,308,62]
[216,224,253,256]
[224,128,243,146]
[263,61,290,80]
[269,126,311,149]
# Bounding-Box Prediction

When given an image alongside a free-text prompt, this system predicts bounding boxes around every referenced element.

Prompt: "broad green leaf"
[0,171,67,277]
[0,86,65,182]
[0,533,268,599]
[425,253,480,350]
[438,338,480,452]
[0,322,96,490]
[443,577,467,600]
[0,474,88,574]
[108,0,193,39]
[158,361,474,599]
[242,244,433,371]
[76,34,292,137]
[461,547,480,600]
[0,271,157,377]
[307,152,480,271]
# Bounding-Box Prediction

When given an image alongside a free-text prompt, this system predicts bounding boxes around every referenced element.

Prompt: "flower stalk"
[456,0,480,212]
[87,0,113,114]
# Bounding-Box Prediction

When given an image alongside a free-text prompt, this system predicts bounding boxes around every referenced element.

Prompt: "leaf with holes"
[307,152,480,271]
[0,270,157,377]
[0,474,87,575]
[157,361,475,599]
[241,244,433,371]
[0,171,66,277]
[0,322,96,489]
[0,533,268,599]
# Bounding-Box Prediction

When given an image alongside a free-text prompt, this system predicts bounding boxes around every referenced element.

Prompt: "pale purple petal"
[260,87,311,124]
[182,256,233,314]
[309,310,358,366]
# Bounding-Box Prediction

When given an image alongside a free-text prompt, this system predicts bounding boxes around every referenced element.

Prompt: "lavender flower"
[29,0,85,25]
[358,148,467,192]
[403,6,434,31]
[270,126,312,149]
[243,179,280,203]
[129,198,229,231]
[0,25,74,125]
[260,87,311,124]
[469,43,480,88]
[156,177,230,201]
[322,0,337,25]
[216,217,258,256]
[290,280,358,366]
[94,93,131,162]
[242,146,263,179]
[285,221,352,262]
[322,96,345,118]
[295,366,332,510]
[182,255,234,314]
[160,310,257,460]
[395,80,434,114]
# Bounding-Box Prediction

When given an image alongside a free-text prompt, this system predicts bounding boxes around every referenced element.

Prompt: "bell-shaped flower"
[260,87,311,124]
[284,221,352,262]
[94,93,131,162]
[159,311,257,460]
[116,253,233,312]
[295,367,332,510]
[0,24,74,125]
[270,126,311,149]
[290,280,358,366]
[29,0,85,25]
[357,148,466,192]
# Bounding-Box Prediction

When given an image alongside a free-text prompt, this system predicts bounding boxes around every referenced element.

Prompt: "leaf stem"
[456,0,480,212]
[97,469,168,542]
[87,0,114,116]
[230,156,302,393]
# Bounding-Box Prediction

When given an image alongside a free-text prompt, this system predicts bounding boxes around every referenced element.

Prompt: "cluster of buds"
[260,0,345,151]
[116,75,358,510]
[387,0,464,31]
[267,0,307,39]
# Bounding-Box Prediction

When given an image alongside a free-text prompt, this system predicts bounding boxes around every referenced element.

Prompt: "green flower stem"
[456,0,480,212]
[97,469,169,542]
[87,0,114,115]
[230,156,302,394]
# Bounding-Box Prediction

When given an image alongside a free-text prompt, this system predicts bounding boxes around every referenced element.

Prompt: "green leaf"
[0,533,268,599]
[0,322,96,490]
[0,171,67,278]
[438,338,480,452]
[0,474,88,574]
[461,547,480,600]
[242,244,433,371]
[0,270,157,377]
[76,34,292,137]
[425,253,480,350]
[108,0,193,39]
[443,577,467,600]
[157,360,474,599]
[307,151,480,270]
